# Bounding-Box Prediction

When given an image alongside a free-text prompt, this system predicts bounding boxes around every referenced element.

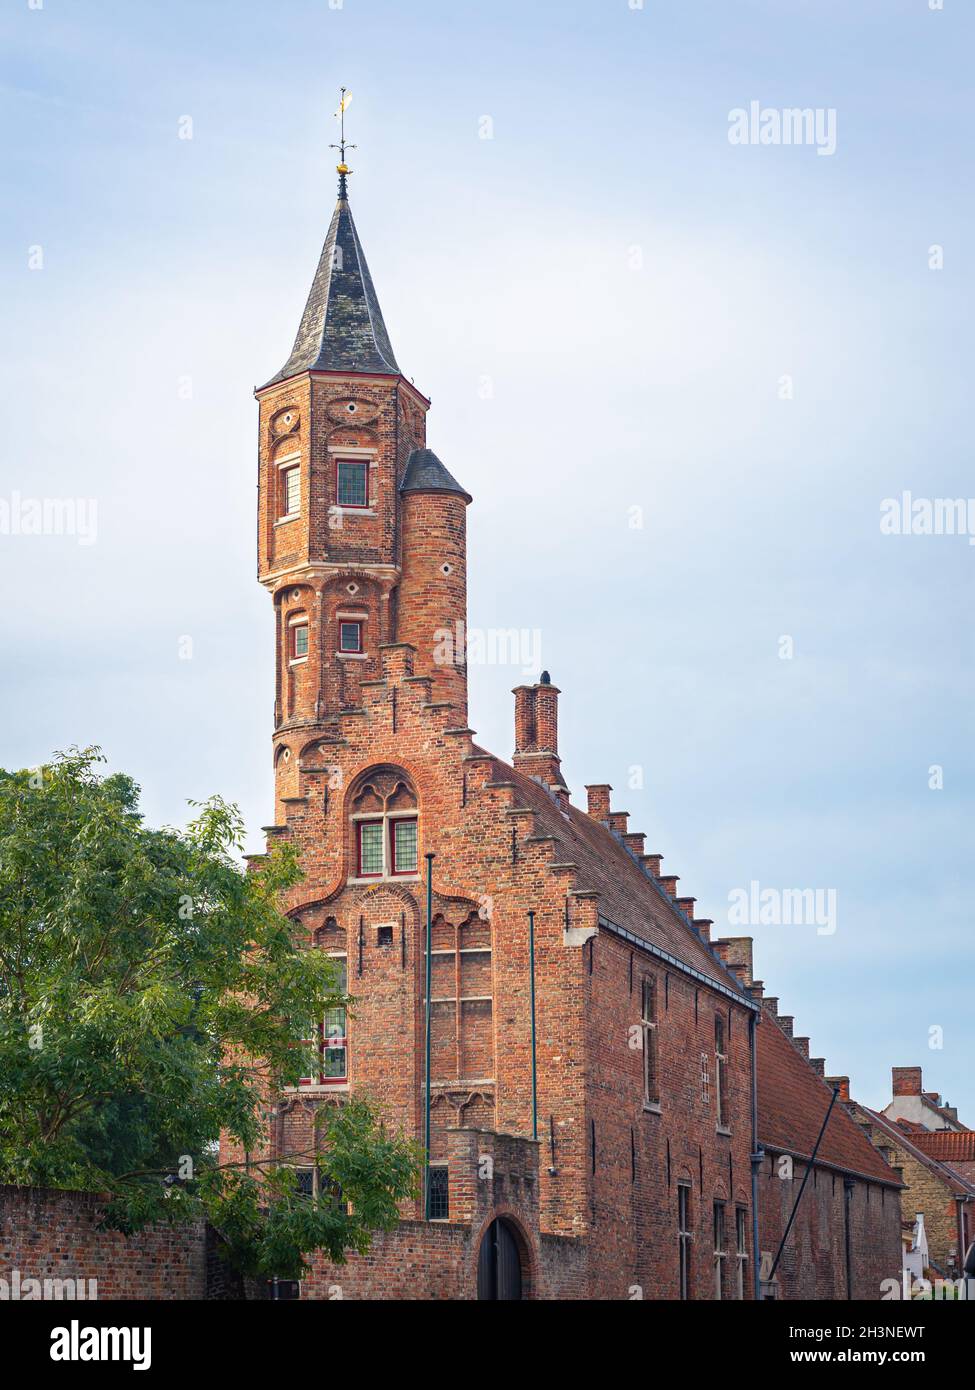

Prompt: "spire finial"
[329,87,356,199]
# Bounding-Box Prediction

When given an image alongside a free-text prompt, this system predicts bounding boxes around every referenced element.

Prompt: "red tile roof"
[863,1108,975,1197]
[909,1130,975,1163]
[756,1016,900,1185]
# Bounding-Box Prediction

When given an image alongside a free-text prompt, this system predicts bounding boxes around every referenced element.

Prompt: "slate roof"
[262,194,400,388]
[476,752,752,1001]
[756,1018,901,1186]
[401,449,472,503]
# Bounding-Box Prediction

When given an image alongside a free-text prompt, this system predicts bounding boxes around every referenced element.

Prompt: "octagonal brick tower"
[255,172,471,813]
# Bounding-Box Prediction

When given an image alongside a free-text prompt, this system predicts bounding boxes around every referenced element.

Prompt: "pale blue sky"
[1,0,972,1117]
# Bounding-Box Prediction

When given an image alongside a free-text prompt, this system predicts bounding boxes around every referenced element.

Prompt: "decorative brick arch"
[471,1208,537,1301]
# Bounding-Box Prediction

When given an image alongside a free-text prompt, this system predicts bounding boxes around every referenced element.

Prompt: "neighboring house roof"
[885,1092,965,1132]
[756,1019,901,1186]
[481,753,752,1001]
[864,1108,975,1198]
[262,192,400,388]
[909,1130,975,1164]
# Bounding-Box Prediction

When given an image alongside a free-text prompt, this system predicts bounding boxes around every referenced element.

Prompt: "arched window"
[349,771,418,879]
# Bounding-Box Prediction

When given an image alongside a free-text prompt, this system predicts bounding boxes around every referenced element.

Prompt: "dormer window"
[336,459,368,508]
[339,620,363,653]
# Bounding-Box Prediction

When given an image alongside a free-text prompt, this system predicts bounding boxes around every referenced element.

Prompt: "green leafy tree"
[0,748,418,1281]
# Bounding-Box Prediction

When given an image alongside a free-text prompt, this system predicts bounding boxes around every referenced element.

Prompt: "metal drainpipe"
[749,1010,763,1300]
[423,852,435,1219]
[528,911,538,1141]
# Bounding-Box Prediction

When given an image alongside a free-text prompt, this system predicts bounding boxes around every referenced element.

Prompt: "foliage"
[0,748,418,1280]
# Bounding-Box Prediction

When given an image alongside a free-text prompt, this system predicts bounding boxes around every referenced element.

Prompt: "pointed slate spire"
[262,190,400,388]
[400,448,472,504]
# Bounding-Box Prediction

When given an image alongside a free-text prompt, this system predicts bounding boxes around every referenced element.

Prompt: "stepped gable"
[481,747,749,997]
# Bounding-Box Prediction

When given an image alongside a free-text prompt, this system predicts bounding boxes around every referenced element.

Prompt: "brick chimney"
[892,1067,922,1098]
[713,936,754,986]
[658,875,680,898]
[584,784,611,821]
[826,1075,851,1102]
[513,673,565,791]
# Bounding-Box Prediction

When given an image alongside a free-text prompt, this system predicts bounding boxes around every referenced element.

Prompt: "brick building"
[233,160,901,1300]
[709,939,902,1299]
[846,1068,975,1280]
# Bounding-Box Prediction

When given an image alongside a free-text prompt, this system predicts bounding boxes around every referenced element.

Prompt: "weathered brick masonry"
[229,163,902,1300]
[0,1186,206,1300]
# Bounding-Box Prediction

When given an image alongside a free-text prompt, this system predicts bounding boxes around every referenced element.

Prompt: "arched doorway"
[477,1218,523,1300]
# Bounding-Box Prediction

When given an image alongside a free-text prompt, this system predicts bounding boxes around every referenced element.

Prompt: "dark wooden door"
[477,1218,523,1300]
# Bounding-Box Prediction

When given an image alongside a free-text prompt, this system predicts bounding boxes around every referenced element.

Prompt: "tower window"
[291,622,309,660]
[339,620,363,653]
[356,820,384,877]
[281,464,301,517]
[390,817,418,875]
[336,459,368,508]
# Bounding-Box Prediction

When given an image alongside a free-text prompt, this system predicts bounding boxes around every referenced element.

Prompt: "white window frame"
[641,976,658,1107]
[350,809,419,882]
[713,1201,727,1301]
[288,614,309,665]
[276,453,301,523]
[735,1206,748,1300]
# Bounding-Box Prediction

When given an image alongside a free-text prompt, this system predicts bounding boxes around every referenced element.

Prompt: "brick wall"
[0,1186,207,1300]
[587,928,755,1300]
[758,1154,902,1300]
